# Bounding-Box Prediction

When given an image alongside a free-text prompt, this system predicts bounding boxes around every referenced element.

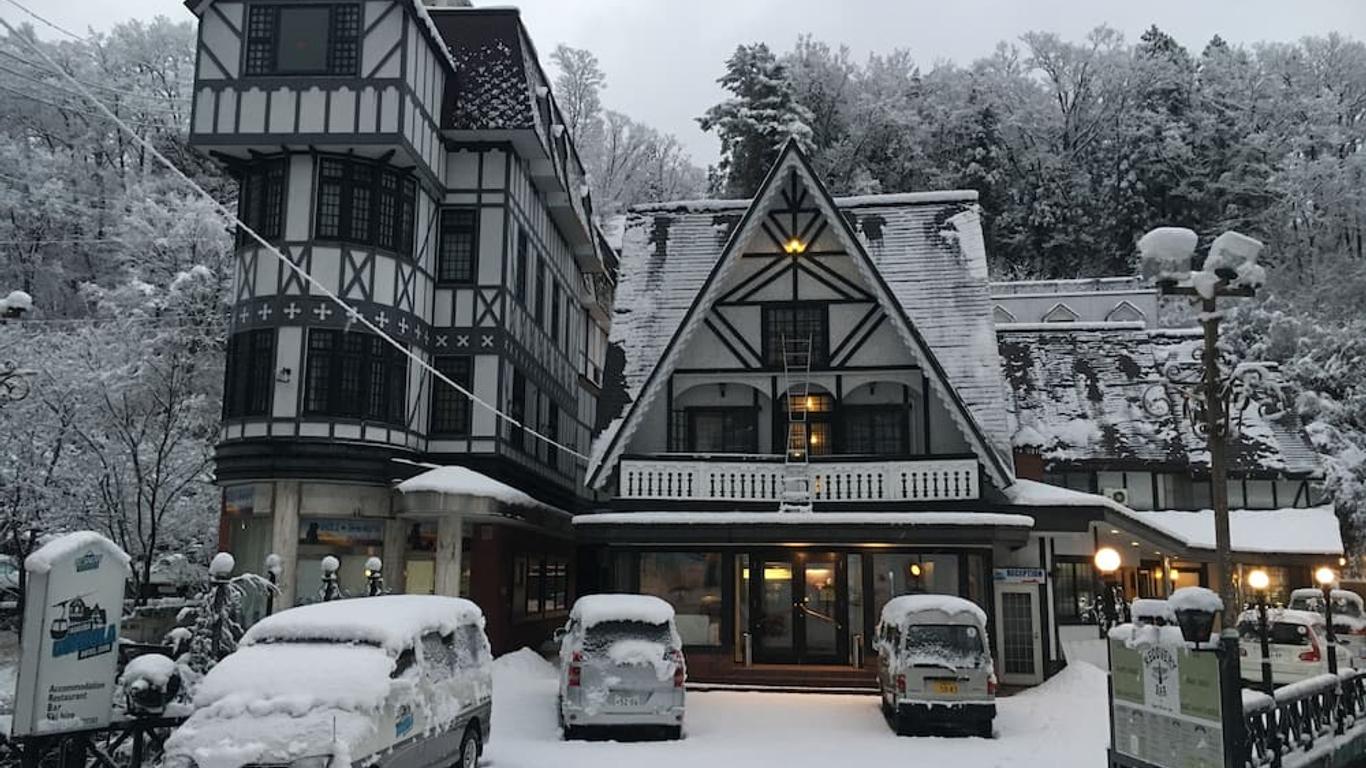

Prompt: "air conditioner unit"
[1104,487,1130,506]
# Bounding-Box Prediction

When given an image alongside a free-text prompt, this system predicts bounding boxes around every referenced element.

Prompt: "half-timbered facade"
[189,0,614,651]
[579,141,1341,689]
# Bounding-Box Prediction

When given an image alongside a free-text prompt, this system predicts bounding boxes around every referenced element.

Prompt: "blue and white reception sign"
[11,532,130,736]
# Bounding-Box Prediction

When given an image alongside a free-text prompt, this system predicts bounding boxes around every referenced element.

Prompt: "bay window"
[224,328,276,418]
[315,157,416,255]
[303,329,408,424]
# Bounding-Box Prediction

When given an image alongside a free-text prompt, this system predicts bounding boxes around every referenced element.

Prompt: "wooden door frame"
[749,549,849,665]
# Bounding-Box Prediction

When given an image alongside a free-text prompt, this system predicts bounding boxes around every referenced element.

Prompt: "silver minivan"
[875,594,996,738]
[557,594,686,739]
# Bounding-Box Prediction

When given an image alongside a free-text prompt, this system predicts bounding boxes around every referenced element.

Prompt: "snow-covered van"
[875,594,996,738]
[557,594,685,739]
[1288,588,1366,663]
[1237,607,1355,685]
[164,595,492,768]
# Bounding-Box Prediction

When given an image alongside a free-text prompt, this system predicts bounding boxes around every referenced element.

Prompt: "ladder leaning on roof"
[780,335,814,513]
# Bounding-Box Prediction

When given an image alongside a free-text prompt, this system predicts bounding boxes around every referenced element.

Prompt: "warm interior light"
[1154,568,1163,580]
[910,563,923,577]
[1316,566,1337,587]
[1169,568,1180,582]
[810,432,821,445]
[1094,547,1121,574]
[784,238,806,254]
[1340,557,1348,567]
[764,566,793,581]
[1247,569,1270,591]
[805,396,816,411]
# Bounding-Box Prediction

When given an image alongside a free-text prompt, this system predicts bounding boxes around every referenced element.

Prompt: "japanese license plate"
[608,691,645,707]
[933,680,959,695]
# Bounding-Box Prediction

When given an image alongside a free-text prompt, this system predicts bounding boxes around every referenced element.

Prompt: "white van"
[875,594,996,738]
[557,594,686,739]
[165,595,492,768]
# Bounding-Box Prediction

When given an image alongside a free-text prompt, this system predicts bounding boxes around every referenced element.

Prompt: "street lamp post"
[1095,546,1122,638]
[1140,228,1277,631]
[1316,565,1344,736]
[1248,569,1274,696]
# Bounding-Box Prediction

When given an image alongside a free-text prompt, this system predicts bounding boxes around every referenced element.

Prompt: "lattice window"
[328,4,361,76]
[763,305,828,366]
[437,209,477,283]
[430,356,472,435]
[244,6,276,75]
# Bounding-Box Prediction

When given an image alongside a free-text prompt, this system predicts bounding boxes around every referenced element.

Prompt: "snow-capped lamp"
[365,556,385,596]
[1168,586,1223,647]
[264,552,282,579]
[320,555,341,601]
[121,653,182,716]
[1137,227,1198,285]
[208,552,235,580]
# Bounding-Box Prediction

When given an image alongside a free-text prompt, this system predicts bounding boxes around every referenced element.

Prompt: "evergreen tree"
[698,43,814,197]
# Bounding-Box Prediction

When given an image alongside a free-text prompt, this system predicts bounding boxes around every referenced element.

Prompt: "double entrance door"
[747,551,848,665]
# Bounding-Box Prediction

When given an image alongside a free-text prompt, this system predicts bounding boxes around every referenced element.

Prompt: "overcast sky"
[11,0,1364,165]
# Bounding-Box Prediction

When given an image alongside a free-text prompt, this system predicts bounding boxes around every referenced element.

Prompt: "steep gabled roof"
[588,141,1014,489]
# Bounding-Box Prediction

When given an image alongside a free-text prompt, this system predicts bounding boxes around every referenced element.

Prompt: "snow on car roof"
[242,595,483,653]
[1238,607,1326,626]
[879,594,987,628]
[571,594,675,628]
[1290,588,1364,606]
[192,642,395,716]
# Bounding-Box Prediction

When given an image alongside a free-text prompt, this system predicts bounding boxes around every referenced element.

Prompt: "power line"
[0,61,189,114]
[0,2,589,463]
[0,48,191,104]
[0,1,86,42]
[0,237,216,245]
[0,82,185,130]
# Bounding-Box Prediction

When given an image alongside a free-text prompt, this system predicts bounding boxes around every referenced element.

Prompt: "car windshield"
[1289,595,1363,619]
[1238,620,1314,646]
[582,620,674,658]
[903,624,984,658]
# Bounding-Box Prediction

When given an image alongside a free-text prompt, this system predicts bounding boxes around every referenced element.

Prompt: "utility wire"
[0,61,189,114]
[0,2,589,462]
[0,48,191,104]
[0,82,185,130]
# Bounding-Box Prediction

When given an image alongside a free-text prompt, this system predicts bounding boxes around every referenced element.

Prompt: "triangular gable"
[588,140,1014,491]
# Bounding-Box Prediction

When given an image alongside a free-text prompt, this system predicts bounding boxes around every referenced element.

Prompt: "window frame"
[762,304,829,367]
[839,404,910,456]
[302,328,408,426]
[242,3,361,78]
[314,156,417,257]
[514,229,529,304]
[686,406,759,454]
[436,208,478,285]
[429,355,473,436]
[224,328,277,419]
[237,159,287,245]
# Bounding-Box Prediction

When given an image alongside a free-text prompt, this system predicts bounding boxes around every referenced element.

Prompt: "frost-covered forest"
[1,18,1364,571]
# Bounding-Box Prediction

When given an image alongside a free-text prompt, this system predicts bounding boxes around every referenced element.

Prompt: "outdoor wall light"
[784,238,807,254]
[277,367,292,383]
[1247,568,1270,591]
[1169,568,1180,582]
[910,563,922,577]
[1094,547,1121,574]
[1316,566,1337,586]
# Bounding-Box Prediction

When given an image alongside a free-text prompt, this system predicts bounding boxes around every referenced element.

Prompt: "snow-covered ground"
[487,649,1110,768]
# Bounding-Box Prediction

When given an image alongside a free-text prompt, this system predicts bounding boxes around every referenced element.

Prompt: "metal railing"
[1243,670,1366,767]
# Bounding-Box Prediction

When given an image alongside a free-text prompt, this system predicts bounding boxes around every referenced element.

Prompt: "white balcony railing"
[619,456,980,503]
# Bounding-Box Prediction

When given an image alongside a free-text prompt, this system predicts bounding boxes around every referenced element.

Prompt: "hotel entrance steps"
[780,335,814,513]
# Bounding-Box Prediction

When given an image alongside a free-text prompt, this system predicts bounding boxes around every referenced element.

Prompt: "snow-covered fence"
[1244,670,1366,767]
[620,456,979,503]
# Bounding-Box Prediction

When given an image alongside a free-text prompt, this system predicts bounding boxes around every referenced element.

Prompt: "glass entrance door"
[750,551,847,664]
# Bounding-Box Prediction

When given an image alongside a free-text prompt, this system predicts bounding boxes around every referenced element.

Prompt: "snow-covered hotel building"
[578,143,1339,688]
[186,0,614,650]
[187,0,1341,678]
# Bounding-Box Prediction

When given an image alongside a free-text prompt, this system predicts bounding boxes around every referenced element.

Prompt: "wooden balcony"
[619,455,980,503]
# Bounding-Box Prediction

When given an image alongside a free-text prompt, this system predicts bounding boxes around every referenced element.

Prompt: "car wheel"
[562,725,580,741]
[458,725,480,768]
[663,725,682,741]
[977,720,994,739]
[894,712,915,737]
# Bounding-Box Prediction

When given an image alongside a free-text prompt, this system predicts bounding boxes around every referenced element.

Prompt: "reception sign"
[1109,636,1224,768]
[11,532,130,736]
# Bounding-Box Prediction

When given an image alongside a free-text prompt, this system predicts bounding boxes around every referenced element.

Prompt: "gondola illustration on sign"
[49,595,115,659]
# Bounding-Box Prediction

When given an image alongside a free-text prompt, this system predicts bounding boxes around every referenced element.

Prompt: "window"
[513,554,569,619]
[545,402,559,468]
[303,329,408,424]
[514,229,529,303]
[509,369,527,451]
[638,552,722,646]
[430,356,472,435]
[872,554,962,625]
[437,209,477,284]
[237,160,286,243]
[315,157,416,254]
[1053,559,1095,624]
[780,392,833,457]
[243,4,360,76]
[549,283,561,346]
[224,329,276,418]
[534,260,547,327]
[841,405,909,454]
[688,408,758,453]
[763,305,828,366]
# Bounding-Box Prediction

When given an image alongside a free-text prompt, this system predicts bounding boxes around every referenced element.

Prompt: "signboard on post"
[1109,635,1224,768]
[11,532,130,737]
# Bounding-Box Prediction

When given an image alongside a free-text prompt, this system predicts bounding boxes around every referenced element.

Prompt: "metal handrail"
[1243,670,1366,767]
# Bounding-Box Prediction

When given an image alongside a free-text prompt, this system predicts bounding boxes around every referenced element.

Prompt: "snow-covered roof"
[879,594,988,628]
[396,464,562,514]
[1128,506,1343,555]
[573,511,1035,527]
[25,531,130,575]
[998,326,1320,476]
[589,141,1014,488]
[241,595,483,654]
[571,594,675,628]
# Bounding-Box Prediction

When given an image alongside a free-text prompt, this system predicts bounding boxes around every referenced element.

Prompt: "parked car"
[875,594,995,738]
[1237,607,1355,685]
[557,594,685,740]
[164,595,492,768]
[1287,588,1366,665]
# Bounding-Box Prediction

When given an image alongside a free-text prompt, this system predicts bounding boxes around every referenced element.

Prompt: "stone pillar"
[434,512,464,597]
[382,518,408,594]
[271,481,301,611]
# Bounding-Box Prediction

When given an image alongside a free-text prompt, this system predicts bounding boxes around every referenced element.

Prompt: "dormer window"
[244,4,361,77]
